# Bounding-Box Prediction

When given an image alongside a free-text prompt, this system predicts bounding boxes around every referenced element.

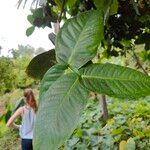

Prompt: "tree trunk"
[97,94,108,122]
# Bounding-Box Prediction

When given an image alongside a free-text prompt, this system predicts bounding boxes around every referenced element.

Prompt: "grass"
[0,129,20,150]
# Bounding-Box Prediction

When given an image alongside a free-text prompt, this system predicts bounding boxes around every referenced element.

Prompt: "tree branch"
[97,94,108,122]
[58,0,66,22]
[132,46,148,75]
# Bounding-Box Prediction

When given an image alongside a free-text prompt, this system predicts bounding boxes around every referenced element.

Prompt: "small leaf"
[125,138,136,150]
[48,32,56,45]
[26,26,35,37]
[56,10,103,69]
[119,140,127,150]
[27,15,34,24]
[80,63,150,99]
[33,73,89,150]
[109,0,118,15]
[26,49,56,79]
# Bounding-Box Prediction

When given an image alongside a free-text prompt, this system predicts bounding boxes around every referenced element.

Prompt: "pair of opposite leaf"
[26,10,150,150]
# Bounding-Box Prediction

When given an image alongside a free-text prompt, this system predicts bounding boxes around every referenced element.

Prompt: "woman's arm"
[6,107,23,129]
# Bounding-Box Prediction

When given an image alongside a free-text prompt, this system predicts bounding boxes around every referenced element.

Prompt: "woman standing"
[6,89,37,150]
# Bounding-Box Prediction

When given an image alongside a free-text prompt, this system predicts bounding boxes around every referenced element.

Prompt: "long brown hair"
[24,89,38,112]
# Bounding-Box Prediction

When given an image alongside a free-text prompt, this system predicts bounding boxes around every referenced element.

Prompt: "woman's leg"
[21,139,33,150]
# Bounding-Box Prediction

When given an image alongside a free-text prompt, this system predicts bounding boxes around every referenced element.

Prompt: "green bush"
[65,97,150,150]
[0,117,20,150]
[0,57,17,95]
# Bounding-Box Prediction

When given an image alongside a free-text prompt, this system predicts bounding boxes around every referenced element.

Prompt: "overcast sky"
[0,0,54,56]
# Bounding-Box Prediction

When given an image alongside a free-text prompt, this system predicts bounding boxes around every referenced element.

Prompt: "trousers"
[21,139,33,150]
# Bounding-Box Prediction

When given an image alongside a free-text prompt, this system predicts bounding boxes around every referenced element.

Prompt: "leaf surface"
[39,64,68,101]
[56,10,103,69]
[26,26,35,36]
[26,49,56,79]
[80,63,150,99]
[33,73,89,150]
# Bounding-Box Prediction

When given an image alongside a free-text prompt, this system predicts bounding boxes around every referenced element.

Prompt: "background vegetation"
[0,0,150,149]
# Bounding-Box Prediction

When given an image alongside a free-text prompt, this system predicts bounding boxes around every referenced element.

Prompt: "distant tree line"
[0,44,46,95]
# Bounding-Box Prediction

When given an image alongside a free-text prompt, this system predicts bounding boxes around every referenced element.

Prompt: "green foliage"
[13,56,35,88]
[31,9,150,150]
[26,5,58,36]
[0,89,39,150]
[80,63,150,99]
[66,0,78,10]
[39,64,68,101]
[0,44,38,95]
[56,10,103,69]
[19,0,150,149]
[0,57,17,95]
[0,128,20,150]
[125,138,136,150]
[64,97,150,150]
[34,73,89,149]
[26,49,56,79]
[22,0,150,56]
[93,0,118,18]
[26,26,35,37]
[0,90,27,150]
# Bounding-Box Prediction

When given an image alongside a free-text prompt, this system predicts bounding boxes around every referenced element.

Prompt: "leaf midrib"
[68,13,93,65]
[82,75,150,82]
[53,76,79,125]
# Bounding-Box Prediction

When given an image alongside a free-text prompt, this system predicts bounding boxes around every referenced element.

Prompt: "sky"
[0,0,54,56]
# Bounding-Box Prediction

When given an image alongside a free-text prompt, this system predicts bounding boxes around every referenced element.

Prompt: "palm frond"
[17,0,40,9]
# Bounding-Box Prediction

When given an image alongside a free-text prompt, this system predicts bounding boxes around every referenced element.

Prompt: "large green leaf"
[33,73,89,150]
[26,49,56,79]
[55,10,103,69]
[39,64,68,102]
[80,63,150,99]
